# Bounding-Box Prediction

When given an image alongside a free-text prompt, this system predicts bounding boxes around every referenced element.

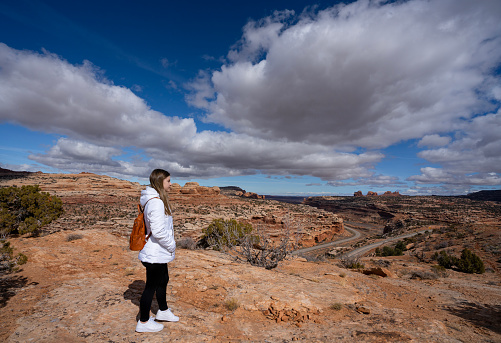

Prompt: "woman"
[135,169,179,333]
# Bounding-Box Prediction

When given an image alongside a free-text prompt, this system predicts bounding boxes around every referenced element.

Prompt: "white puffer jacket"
[138,186,176,264]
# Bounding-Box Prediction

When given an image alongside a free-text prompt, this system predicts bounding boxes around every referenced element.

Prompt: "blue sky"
[1,0,500,196]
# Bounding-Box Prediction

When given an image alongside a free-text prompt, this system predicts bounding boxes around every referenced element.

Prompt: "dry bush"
[330,303,343,311]
[177,236,197,250]
[239,216,300,270]
[224,298,239,311]
[66,234,83,242]
[199,216,300,270]
[339,254,365,269]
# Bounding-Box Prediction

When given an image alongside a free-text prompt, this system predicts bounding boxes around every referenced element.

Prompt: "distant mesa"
[0,167,33,180]
[169,182,220,196]
[354,190,400,197]
[220,186,265,199]
[460,190,501,203]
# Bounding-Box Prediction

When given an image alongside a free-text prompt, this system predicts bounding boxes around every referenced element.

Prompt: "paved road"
[291,225,361,255]
[341,229,432,259]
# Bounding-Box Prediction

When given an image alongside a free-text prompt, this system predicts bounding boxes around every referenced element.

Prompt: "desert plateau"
[1,170,500,342]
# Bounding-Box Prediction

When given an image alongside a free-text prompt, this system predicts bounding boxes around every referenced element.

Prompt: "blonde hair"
[149,169,172,215]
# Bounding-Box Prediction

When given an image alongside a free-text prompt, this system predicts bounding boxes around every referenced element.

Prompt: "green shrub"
[457,248,485,274]
[1,241,27,272]
[433,249,484,274]
[16,253,28,265]
[0,185,63,235]
[433,250,458,269]
[199,219,253,250]
[375,244,404,257]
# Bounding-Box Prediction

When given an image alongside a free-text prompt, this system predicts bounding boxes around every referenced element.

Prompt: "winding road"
[291,224,361,255]
[292,224,431,258]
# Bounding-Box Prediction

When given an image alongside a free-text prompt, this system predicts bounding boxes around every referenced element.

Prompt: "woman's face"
[162,176,172,191]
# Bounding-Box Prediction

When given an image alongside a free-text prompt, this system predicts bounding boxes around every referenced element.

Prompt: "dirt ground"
[1,228,500,342]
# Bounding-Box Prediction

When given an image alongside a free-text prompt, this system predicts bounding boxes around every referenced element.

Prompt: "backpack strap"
[142,197,160,241]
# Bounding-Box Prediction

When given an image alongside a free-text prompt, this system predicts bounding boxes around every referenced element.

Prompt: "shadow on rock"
[0,274,32,308]
[447,301,501,334]
[123,280,145,307]
[124,280,161,320]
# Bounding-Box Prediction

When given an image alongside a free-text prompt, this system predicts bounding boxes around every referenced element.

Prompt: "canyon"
[0,171,500,342]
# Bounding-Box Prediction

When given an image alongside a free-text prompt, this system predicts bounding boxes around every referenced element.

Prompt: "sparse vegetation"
[330,303,343,311]
[198,219,253,250]
[0,185,63,235]
[433,248,485,274]
[224,298,239,311]
[0,240,27,273]
[340,255,365,269]
[177,236,197,250]
[67,233,83,242]
[375,240,407,257]
[199,218,296,269]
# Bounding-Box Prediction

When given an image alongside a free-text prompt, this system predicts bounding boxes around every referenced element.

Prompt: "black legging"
[139,262,169,322]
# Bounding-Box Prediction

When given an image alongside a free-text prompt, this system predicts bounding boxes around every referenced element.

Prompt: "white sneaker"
[156,308,179,322]
[135,317,164,332]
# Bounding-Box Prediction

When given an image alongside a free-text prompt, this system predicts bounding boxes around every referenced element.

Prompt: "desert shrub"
[340,255,365,269]
[457,248,485,274]
[200,218,296,270]
[198,219,253,250]
[375,245,403,257]
[433,250,457,269]
[375,239,409,257]
[177,236,197,250]
[330,303,343,311]
[66,234,83,242]
[16,253,28,265]
[435,240,452,250]
[224,298,239,311]
[0,241,27,273]
[0,185,63,235]
[240,222,295,270]
[431,265,449,277]
[433,249,485,274]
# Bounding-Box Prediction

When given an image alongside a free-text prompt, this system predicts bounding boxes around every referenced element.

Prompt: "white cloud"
[29,138,122,168]
[408,168,501,186]
[0,43,382,181]
[2,0,501,191]
[160,58,171,68]
[327,174,404,187]
[417,134,451,148]
[410,110,501,184]
[188,0,501,150]
[0,43,197,149]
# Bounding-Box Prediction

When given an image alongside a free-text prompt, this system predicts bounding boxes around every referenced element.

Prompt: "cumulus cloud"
[327,175,404,188]
[409,109,501,185]
[2,0,501,191]
[188,0,501,150]
[0,43,381,181]
[0,43,197,149]
[417,135,451,148]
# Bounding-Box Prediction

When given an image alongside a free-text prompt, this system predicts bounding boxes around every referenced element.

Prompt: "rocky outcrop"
[354,191,400,197]
[175,182,220,195]
[382,191,401,196]
[241,192,264,199]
